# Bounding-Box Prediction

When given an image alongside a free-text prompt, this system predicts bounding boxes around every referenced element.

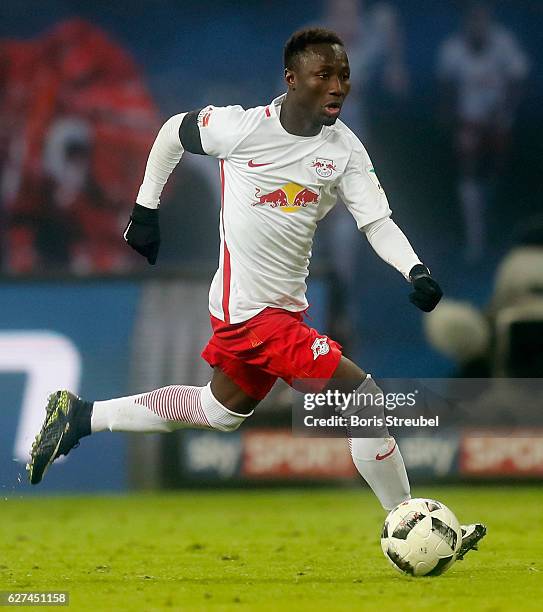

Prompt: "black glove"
[124,204,160,265]
[408,264,443,312]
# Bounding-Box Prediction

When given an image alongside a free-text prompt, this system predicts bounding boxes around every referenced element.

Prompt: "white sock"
[344,375,411,510]
[349,436,411,511]
[91,383,251,433]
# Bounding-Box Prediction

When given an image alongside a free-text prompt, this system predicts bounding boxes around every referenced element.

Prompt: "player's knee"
[328,355,366,384]
[201,383,253,432]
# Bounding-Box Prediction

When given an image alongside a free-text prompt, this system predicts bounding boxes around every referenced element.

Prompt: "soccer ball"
[381,498,462,577]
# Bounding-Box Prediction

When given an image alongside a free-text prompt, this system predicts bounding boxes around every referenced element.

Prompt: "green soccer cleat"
[457,523,487,560]
[27,390,93,485]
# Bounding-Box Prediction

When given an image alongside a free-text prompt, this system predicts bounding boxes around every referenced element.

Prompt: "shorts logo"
[197,106,213,128]
[312,157,337,178]
[311,337,330,360]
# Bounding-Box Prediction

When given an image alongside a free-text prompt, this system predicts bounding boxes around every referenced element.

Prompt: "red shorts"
[201,307,342,400]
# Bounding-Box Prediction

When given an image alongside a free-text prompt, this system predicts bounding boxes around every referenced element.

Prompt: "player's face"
[286,43,351,128]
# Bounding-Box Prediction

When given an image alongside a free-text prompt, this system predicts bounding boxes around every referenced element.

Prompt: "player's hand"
[408,264,442,312]
[124,204,160,265]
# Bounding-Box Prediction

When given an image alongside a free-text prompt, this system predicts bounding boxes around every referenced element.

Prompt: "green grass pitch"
[1,485,542,611]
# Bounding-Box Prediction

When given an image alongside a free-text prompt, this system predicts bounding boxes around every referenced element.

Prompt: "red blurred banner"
[242,429,356,479]
[460,430,543,476]
[1,19,160,272]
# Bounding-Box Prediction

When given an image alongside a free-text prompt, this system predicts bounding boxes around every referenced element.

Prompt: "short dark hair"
[284,28,344,70]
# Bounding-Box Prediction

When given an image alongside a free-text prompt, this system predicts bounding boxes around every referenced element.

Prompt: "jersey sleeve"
[498,30,529,80]
[197,104,247,158]
[337,137,391,229]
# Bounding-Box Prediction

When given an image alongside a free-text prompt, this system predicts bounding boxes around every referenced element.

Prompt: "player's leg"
[89,366,257,432]
[331,356,487,555]
[325,356,411,511]
[232,309,410,511]
[457,122,486,262]
[210,367,259,414]
[28,367,259,485]
[28,309,274,484]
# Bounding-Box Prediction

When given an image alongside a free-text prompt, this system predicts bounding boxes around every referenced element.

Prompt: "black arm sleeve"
[179,110,206,155]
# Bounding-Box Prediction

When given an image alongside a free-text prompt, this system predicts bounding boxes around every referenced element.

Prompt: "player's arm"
[362,217,443,312]
[501,33,530,118]
[124,112,191,264]
[125,106,244,263]
[338,140,442,312]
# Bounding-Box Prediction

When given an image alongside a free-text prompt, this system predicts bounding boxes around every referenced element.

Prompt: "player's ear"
[285,68,296,90]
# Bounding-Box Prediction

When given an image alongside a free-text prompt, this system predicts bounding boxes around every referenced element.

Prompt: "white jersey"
[197,94,391,324]
[437,26,529,125]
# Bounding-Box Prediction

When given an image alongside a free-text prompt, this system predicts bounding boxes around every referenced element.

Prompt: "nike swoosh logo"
[248,160,272,167]
[375,442,397,461]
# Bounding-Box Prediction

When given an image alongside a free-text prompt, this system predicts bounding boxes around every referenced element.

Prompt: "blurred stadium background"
[1,0,543,500]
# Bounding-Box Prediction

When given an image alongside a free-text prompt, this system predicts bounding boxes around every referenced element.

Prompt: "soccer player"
[28,28,485,558]
[437,2,529,262]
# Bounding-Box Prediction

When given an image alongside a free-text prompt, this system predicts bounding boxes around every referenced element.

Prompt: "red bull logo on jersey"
[253,182,320,213]
[311,157,337,178]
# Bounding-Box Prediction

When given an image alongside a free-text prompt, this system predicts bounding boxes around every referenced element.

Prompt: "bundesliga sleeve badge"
[366,164,383,192]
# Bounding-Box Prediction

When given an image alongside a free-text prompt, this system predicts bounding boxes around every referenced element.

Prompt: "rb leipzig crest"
[311,158,337,178]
